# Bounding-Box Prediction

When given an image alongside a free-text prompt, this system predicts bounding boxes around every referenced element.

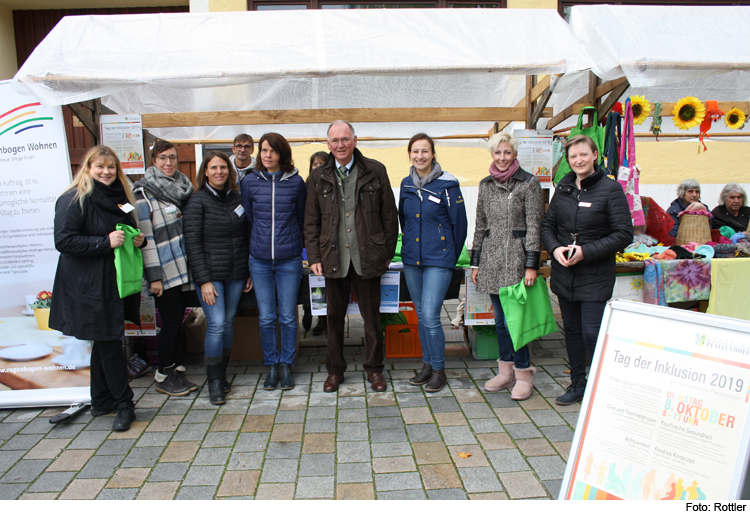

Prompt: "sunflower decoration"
[622,95,651,125]
[672,96,706,130]
[724,108,747,130]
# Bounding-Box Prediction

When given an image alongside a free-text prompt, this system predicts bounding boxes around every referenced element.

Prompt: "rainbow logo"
[0,103,53,137]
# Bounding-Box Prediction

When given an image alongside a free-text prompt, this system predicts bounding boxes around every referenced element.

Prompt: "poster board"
[514,129,553,188]
[611,273,644,303]
[560,300,750,500]
[100,114,145,175]
[464,268,494,325]
[309,271,400,316]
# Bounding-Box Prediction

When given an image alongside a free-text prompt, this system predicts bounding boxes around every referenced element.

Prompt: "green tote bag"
[498,279,557,351]
[114,223,144,298]
[554,106,606,184]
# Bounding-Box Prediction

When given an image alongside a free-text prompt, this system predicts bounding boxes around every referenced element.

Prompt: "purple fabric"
[489,159,520,183]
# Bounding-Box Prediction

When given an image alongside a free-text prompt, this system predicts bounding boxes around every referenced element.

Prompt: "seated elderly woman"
[712,182,750,231]
[666,179,710,238]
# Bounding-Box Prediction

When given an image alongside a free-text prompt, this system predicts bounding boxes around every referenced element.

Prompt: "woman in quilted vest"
[241,133,307,391]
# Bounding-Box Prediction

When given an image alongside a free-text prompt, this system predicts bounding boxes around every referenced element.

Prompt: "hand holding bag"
[497,279,558,351]
[114,223,144,298]
[617,98,646,227]
[554,106,606,184]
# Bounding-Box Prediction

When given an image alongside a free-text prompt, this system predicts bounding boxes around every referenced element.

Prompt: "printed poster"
[464,269,494,325]
[309,271,400,316]
[514,129,553,187]
[100,114,145,175]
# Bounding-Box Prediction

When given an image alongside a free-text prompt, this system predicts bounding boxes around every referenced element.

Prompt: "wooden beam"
[141,107,553,128]
[525,75,535,129]
[67,102,99,143]
[529,75,559,130]
[494,75,551,133]
[594,77,627,100]
[597,79,630,121]
[545,93,588,130]
[572,100,749,117]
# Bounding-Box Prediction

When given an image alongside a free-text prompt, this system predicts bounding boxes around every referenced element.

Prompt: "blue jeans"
[197,279,246,358]
[403,264,454,371]
[489,294,530,368]
[248,255,302,366]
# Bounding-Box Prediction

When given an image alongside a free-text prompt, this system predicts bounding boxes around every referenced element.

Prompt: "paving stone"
[2,433,43,451]
[427,488,468,500]
[274,411,306,424]
[542,479,562,499]
[266,442,302,459]
[299,453,335,476]
[394,392,428,408]
[337,463,372,483]
[527,455,566,480]
[183,465,224,486]
[58,478,106,500]
[377,489,427,500]
[468,492,508,500]
[77,455,123,479]
[469,418,505,433]
[518,395,552,411]
[183,409,218,424]
[158,400,193,415]
[337,441,371,463]
[218,399,251,415]
[0,484,28,499]
[27,471,75,492]
[227,452,264,471]
[483,392,519,409]
[412,442,451,465]
[242,415,274,432]
[336,422,369,441]
[516,438,556,457]
[434,412,467,427]
[499,471,547,499]
[160,441,200,463]
[174,422,210,441]
[553,441,572,462]
[19,492,59,500]
[308,392,338,406]
[305,419,335,433]
[336,408,365,422]
[3,409,41,423]
[148,462,189,482]
[372,456,416,474]
[406,423,441,443]
[374,472,422,492]
[270,424,304,443]
[109,421,148,440]
[246,401,279,415]
[136,394,169,409]
[505,423,542,440]
[307,407,336,419]
[302,433,335,454]
[527,409,565,427]
[428,398,460,413]
[145,415,182,432]
[176,485,217,500]
[371,442,412,458]
[400,407,432,424]
[420,464,462,489]
[136,482,180,500]
[19,418,56,435]
[494,407,531,424]
[0,423,25,441]
[0,450,24,474]
[460,402,495,419]
[107,468,150,488]
[202,431,238,448]
[367,406,401,418]
[96,438,135,456]
[47,449,95,472]
[370,428,407,443]
[209,415,243,432]
[539,425,574,442]
[439,426,477,445]
[135,432,173,448]
[234,432,270,452]
[367,393,396,407]
[255,482,295,500]
[194,448,231,466]
[457,467,503,493]
[337,396,365,409]
[368,416,405,430]
[97,488,138,500]
[122,447,164,468]
[295,476,334,499]
[467,368,494,380]
[448,445,490,468]
[44,423,87,439]
[487,449,531,473]
[336,483,375,500]
[260,458,298,483]
[562,411,579,428]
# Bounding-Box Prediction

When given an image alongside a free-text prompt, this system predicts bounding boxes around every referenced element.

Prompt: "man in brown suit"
[304,121,399,392]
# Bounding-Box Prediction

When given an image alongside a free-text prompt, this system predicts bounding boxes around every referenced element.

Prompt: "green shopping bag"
[114,223,143,298]
[498,279,557,351]
[554,106,606,184]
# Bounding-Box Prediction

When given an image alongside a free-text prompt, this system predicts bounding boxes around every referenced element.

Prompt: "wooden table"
[0,346,90,390]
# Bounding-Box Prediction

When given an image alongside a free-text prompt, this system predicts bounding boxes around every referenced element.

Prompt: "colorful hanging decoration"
[698,100,725,152]
[649,101,663,141]
[672,96,706,130]
[622,95,651,125]
[724,108,747,130]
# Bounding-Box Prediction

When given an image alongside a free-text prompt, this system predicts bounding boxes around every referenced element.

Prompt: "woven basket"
[676,214,711,246]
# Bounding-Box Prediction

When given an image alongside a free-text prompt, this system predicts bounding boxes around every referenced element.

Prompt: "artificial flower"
[624,95,651,125]
[724,108,746,130]
[672,96,705,130]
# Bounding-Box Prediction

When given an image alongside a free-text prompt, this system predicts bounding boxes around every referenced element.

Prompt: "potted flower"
[30,291,53,331]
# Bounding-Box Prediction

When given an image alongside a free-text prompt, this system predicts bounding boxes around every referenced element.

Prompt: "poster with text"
[514,129,553,187]
[100,114,145,175]
[562,301,750,500]
[309,271,400,316]
[464,268,494,325]
[0,80,72,316]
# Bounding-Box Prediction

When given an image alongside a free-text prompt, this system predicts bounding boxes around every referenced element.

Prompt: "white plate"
[0,344,53,362]
[51,356,91,370]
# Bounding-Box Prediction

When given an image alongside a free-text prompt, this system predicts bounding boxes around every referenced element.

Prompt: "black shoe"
[409,364,433,386]
[208,379,226,405]
[312,317,326,336]
[205,357,226,405]
[155,366,191,397]
[221,354,232,394]
[279,364,295,390]
[302,305,313,331]
[424,369,447,393]
[556,378,587,406]
[91,407,115,417]
[173,368,198,392]
[112,408,135,431]
[264,365,279,390]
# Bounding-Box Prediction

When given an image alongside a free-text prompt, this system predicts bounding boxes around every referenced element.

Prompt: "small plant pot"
[33,308,52,331]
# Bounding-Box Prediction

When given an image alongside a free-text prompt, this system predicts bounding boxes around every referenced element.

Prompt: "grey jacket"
[471,169,543,293]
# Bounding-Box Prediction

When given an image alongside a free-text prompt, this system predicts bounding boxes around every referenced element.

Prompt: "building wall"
[0,5,17,80]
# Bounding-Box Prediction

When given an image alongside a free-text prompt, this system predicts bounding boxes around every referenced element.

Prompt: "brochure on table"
[560,300,750,500]
[309,271,400,316]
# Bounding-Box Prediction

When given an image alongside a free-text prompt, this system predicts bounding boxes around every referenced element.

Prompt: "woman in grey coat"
[471,131,543,400]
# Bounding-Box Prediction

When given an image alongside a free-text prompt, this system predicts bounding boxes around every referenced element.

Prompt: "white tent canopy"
[12,9,593,141]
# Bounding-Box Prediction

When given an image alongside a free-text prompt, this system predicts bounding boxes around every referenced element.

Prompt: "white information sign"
[100,114,145,175]
[561,301,750,500]
[309,271,400,316]
[514,129,553,188]
[464,269,494,325]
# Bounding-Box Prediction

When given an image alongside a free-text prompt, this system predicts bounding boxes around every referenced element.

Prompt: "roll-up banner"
[0,80,90,408]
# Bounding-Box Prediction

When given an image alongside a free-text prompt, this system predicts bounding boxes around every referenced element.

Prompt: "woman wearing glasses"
[134,140,197,397]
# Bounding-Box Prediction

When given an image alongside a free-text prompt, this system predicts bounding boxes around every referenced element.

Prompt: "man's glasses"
[156,155,177,162]
[234,145,253,150]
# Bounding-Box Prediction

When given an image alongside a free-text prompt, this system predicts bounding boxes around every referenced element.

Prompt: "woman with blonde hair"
[50,146,146,431]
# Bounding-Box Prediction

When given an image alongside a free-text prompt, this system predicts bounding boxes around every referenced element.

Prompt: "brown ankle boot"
[424,369,447,393]
[409,364,432,386]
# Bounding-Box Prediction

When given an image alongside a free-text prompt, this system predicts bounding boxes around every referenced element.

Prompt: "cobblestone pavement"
[0,299,579,500]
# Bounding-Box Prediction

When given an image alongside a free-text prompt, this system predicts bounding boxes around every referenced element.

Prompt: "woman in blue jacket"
[400,134,467,392]
[241,133,307,390]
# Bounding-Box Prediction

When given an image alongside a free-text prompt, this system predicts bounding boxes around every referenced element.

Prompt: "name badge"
[234,205,245,217]
[428,195,441,204]
[119,203,135,213]
[164,204,178,214]
[578,202,592,208]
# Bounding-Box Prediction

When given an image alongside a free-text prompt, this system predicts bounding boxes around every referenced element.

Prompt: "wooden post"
[526,75,535,129]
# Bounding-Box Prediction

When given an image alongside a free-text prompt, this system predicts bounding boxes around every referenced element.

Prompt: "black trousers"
[90,340,134,411]
[154,286,185,373]
[558,297,607,381]
[325,267,383,377]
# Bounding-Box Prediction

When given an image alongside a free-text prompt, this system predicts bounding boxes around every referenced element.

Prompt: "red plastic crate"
[385,324,423,358]
[399,302,418,325]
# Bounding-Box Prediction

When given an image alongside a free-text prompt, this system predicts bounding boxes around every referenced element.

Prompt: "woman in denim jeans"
[241,133,307,390]
[183,152,252,405]
[399,134,467,392]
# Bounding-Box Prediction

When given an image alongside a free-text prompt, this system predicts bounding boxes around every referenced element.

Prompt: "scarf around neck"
[135,166,194,207]
[410,161,443,191]
[489,159,520,183]
[90,179,136,228]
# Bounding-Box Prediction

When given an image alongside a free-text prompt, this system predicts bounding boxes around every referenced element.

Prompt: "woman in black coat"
[50,146,146,432]
[541,135,633,406]
[183,151,251,405]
